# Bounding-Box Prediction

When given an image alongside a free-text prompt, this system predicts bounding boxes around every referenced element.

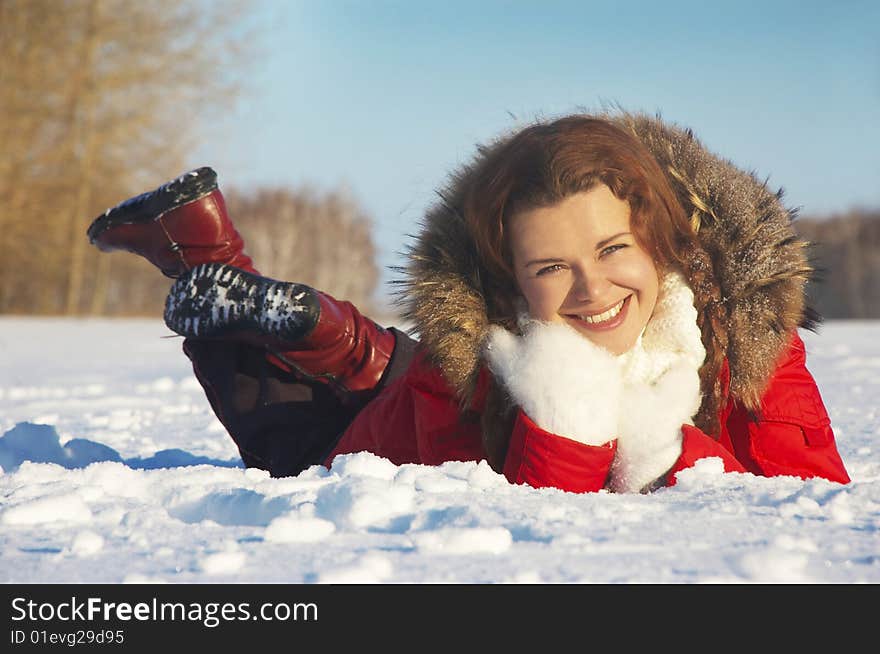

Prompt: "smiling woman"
[86,110,851,494]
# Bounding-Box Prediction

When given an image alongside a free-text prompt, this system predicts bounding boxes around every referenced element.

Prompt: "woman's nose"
[570,268,610,303]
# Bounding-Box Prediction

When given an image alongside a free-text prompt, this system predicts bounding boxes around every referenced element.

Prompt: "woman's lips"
[565,295,631,332]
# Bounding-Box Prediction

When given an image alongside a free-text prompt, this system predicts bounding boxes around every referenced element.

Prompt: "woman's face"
[508,185,659,355]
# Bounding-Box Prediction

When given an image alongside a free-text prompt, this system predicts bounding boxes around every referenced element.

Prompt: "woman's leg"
[181,338,360,477]
[87,166,397,393]
[88,168,408,475]
[180,326,417,477]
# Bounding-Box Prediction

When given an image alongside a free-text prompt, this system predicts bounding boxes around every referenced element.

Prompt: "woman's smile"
[565,294,631,332]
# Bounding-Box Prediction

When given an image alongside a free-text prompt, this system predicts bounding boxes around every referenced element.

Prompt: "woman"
[87,111,851,493]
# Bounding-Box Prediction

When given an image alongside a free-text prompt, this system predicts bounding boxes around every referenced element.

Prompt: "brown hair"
[463,116,729,442]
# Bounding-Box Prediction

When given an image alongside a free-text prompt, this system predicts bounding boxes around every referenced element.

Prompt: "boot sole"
[164,263,320,344]
[87,167,219,244]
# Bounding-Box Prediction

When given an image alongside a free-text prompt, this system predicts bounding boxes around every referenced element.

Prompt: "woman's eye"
[600,244,628,257]
[536,263,565,276]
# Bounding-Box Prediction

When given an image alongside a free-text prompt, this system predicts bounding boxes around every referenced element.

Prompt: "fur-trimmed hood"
[394,111,814,417]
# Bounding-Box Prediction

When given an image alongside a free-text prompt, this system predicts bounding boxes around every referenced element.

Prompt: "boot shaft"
[273,291,397,393]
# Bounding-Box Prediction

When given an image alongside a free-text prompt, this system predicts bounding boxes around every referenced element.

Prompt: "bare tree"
[0,0,255,315]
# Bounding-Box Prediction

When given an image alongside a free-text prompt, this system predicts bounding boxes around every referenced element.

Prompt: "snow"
[1,317,878,583]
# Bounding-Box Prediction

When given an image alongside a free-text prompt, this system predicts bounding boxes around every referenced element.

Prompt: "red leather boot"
[164,263,396,393]
[87,167,256,277]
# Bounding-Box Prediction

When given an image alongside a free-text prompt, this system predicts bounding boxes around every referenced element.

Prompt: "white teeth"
[579,298,625,324]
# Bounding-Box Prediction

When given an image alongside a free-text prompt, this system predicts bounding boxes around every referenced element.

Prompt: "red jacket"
[325,332,850,493]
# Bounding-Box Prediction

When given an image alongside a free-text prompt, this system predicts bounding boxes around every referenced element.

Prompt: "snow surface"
[1,317,877,583]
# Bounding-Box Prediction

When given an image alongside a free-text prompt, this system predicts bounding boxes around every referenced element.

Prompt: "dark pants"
[181,328,417,477]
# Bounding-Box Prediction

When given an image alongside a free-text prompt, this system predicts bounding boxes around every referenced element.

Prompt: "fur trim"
[395,110,813,413]
[392,185,490,403]
[610,112,813,410]
[485,322,621,447]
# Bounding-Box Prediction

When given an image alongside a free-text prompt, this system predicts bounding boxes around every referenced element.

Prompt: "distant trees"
[226,186,381,313]
[0,0,382,317]
[795,209,880,320]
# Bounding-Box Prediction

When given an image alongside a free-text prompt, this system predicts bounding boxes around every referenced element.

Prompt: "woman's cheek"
[616,258,660,321]
[521,276,568,322]
[613,255,658,294]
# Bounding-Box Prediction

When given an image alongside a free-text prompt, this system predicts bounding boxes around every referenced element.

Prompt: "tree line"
[796,208,880,320]
[0,1,876,321]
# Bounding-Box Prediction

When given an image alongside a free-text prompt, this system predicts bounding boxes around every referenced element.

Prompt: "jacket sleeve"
[503,409,751,493]
[331,348,618,490]
[663,424,748,485]
[324,352,485,467]
[502,409,617,493]
[724,332,850,484]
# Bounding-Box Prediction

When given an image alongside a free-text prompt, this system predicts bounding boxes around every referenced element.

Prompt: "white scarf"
[619,270,705,390]
[609,269,705,492]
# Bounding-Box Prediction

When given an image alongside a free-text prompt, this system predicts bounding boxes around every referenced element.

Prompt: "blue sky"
[192,0,879,306]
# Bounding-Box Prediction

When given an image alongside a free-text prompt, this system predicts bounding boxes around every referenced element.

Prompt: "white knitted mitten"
[609,361,702,492]
[485,321,622,447]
